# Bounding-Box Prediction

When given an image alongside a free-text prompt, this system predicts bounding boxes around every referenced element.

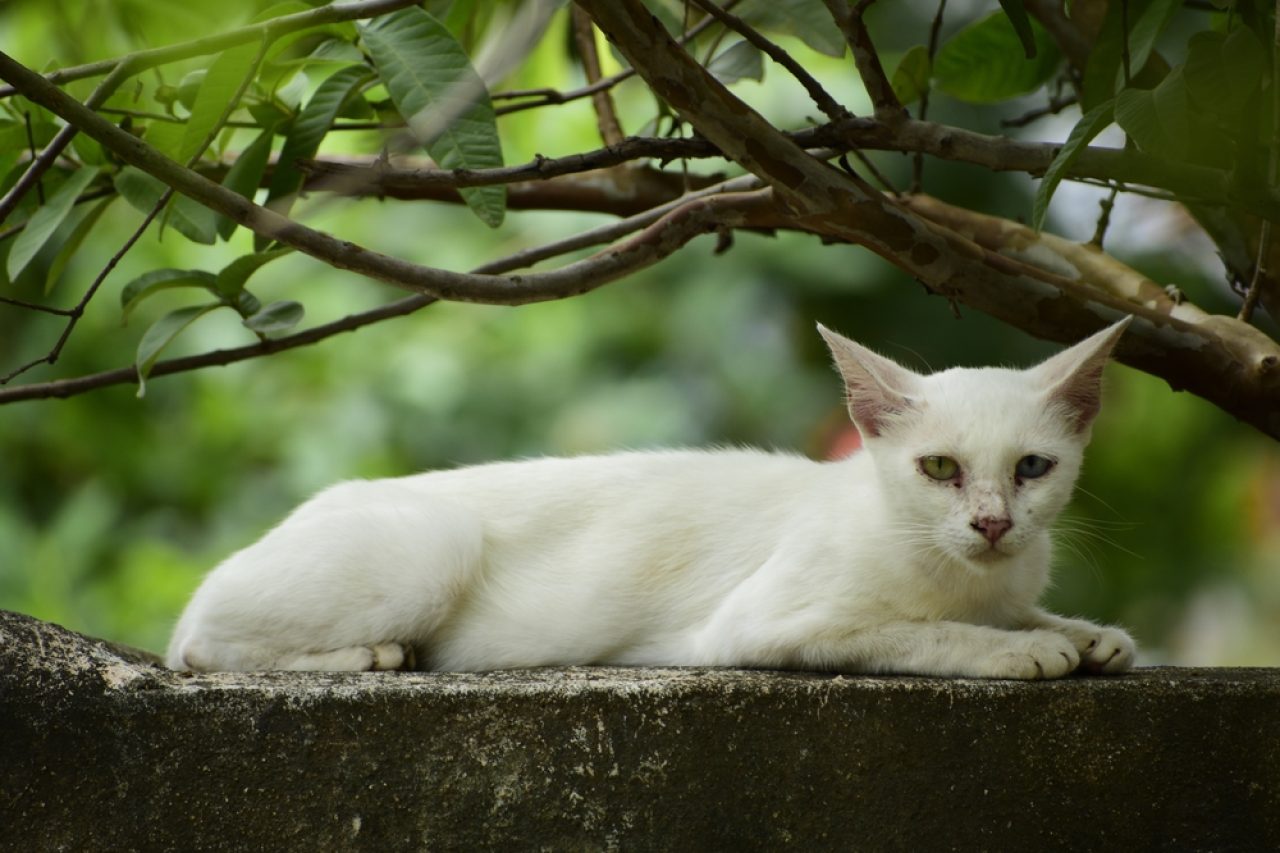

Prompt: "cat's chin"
[966,546,1015,566]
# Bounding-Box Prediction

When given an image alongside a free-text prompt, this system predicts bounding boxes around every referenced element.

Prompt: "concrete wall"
[2,609,1277,851]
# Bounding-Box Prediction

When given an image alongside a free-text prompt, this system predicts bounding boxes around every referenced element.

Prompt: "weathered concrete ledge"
[2,609,1277,851]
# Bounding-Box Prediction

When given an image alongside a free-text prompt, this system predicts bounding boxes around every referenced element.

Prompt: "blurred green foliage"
[0,0,1277,663]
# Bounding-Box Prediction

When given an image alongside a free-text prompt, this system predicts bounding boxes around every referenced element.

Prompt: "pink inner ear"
[847,385,910,438]
[1053,364,1104,432]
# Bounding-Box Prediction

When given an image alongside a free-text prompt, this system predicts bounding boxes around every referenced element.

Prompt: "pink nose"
[972,516,1012,544]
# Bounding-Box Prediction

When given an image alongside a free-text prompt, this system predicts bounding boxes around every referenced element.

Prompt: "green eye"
[921,455,960,481]
[1016,455,1054,479]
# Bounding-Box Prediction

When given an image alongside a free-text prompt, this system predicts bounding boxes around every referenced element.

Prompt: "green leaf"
[0,120,30,155]
[708,41,765,85]
[934,12,1061,104]
[235,289,262,318]
[1115,68,1193,160]
[141,118,187,160]
[114,167,218,245]
[120,268,218,325]
[890,45,932,106]
[45,196,113,295]
[176,69,206,112]
[997,0,1037,58]
[1183,28,1267,121]
[1032,101,1115,231]
[134,303,222,396]
[1080,0,1181,111]
[214,248,294,299]
[361,8,506,227]
[739,0,847,57]
[0,151,19,194]
[313,38,365,64]
[7,166,99,281]
[265,64,372,220]
[243,299,305,334]
[70,133,106,167]
[178,41,262,166]
[217,125,277,241]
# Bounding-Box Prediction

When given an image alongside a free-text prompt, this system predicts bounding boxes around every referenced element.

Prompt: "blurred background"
[1,0,1277,663]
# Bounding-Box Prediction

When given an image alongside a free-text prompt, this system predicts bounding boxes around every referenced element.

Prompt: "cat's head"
[818,319,1130,566]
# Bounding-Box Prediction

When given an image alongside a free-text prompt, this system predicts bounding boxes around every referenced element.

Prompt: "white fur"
[167,321,1137,678]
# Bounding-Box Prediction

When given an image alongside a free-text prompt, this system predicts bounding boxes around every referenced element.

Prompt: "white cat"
[167,319,1137,678]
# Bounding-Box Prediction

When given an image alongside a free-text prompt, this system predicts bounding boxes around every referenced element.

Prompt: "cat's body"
[167,320,1137,678]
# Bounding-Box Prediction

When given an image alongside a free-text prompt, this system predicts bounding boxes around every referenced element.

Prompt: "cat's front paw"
[1074,625,1135,675]
[978,630,1080,680]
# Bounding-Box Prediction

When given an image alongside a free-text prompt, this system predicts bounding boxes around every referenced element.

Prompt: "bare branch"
[820,0,907,126]
[0,295,75,316]
[571,6,626,146]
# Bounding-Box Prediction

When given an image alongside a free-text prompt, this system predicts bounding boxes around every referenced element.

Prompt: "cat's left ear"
[1032,317,1132,433]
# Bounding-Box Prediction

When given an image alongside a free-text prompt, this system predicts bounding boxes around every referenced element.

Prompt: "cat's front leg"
[702,616,1084,680]
[1017,609,1136,674]
[837,621,1085,680]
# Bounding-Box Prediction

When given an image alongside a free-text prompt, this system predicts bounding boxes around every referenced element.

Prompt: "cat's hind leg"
[169,482,484,672]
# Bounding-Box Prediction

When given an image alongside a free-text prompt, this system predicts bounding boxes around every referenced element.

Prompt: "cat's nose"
[971,516,1012,544]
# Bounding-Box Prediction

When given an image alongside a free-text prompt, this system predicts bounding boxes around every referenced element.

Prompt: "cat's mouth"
[968,544,1013,564]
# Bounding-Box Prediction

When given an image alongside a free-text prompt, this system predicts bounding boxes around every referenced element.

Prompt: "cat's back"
[403,446,835,505]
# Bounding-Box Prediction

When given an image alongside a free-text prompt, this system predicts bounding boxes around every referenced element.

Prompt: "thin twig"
[1239,221,1272,322]
[571,6,626,146]
[689,0,849,123]
[822,0,907,126]
[1001,93,1077,129]
[0,295,75,316]
[1090,185,1120,248]
[20,111,45,206]
[912,0,947,193]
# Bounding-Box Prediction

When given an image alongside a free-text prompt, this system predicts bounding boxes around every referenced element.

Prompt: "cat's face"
[863,366,1089,564]
[819,320,1130,567]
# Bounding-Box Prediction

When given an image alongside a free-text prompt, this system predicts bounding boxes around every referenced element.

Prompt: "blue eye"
[1016,455,1054,479]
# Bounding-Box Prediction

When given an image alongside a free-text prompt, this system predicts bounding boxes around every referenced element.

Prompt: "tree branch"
[0,173,772,404]
[579,0,1280,440]
[285,117,1280,223]
[0,48,773,308]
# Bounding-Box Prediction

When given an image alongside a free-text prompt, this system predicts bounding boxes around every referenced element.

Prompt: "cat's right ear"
[817,323,920,438]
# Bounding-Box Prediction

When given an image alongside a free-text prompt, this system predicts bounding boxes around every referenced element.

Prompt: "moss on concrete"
[2,609,1277,851]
